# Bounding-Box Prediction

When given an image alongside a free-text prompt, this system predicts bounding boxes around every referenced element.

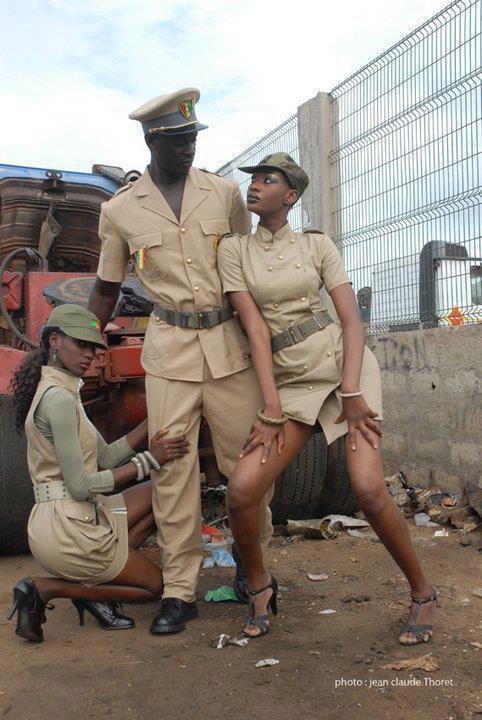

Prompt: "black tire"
[271,431,328,524]
[0,394,33,555]
[316,436,358,516]
[270,431,358,524]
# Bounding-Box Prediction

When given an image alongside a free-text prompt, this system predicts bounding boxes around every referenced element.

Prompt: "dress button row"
[267,266,273,271]
[327,351,332,357]
[278,255,284,260]
[296,263,301,268]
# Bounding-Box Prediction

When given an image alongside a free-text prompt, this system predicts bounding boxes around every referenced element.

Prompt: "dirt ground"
[1,524,481,720]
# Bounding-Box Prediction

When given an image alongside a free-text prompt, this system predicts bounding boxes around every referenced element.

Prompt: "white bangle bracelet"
[339,390,364,398]
[143,450,161,472]
[137,452,151,476]
[131,456,144,482]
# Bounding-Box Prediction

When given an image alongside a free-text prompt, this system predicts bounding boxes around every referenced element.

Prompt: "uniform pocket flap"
[199,218,231,236]
[62,500,96,524]
[127,231,163,255]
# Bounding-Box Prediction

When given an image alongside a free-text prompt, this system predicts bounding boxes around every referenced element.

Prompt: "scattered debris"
[341,594,371,604]
[470,642,482,650]
[255,658,280,668]
[307,573,329,582]
[202,556,215,569]
[473,588,482,599]
[414,512,439,527]
[211,634,248,649]
[319,609,337,615]
[286,515,369,540]
[204,585,240,603]
[433,529,450,537]
[381,653,439,672]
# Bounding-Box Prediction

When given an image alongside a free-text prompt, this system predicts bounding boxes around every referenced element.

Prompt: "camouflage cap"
[239,152,309,197]
[46,304,107,349]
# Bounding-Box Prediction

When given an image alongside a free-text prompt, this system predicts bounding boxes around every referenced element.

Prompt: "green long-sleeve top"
[34,386,134,501]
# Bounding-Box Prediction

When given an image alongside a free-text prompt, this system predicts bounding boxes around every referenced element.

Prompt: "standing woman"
[7,304,188,642]
[217,153,436,645]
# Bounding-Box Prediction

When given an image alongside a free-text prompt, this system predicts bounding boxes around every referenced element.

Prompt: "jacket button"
[273,303,279,308]
[296,263,301,268]
[194,286,199,291]
[327,351,332,357]
[304,365,308,370]
[186,258,192,264]
[267,266,273,271]
[290,238,296,244]
[181,227,186,233]
[83,515,90,522]
[309,386,313,390]
[278,255,284,260]
[301,297,306,302]
[264,246,270,251]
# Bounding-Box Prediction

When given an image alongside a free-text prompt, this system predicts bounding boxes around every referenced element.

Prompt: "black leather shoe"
[72,600,135,630]
[232,544,249,604]
[149,598,198,635]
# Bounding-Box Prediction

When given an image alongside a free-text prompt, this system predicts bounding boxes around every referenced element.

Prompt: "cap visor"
[156,122,208,136]
[62,327,107,349]
[238,164,294,187]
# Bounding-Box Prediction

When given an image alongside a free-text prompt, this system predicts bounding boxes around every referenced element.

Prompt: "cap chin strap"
[148,119,199,134]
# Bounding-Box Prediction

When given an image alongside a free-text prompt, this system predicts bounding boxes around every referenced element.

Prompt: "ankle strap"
[411,590,437,605]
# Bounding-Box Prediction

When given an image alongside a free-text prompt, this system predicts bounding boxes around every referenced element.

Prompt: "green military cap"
[239,152,309,197]
[129,87,208,136]
[47,304,107,349]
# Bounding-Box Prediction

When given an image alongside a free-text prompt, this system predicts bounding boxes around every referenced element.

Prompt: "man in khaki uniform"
[88,88,273,634]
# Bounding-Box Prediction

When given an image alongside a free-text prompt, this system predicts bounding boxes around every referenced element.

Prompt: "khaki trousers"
[145,362,274,601]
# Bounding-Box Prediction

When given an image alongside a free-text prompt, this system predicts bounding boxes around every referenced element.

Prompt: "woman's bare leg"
[345,430,435,644]
[228,419,315,635]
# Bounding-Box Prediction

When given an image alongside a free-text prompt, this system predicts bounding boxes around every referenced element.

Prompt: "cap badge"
[179,100,193,119]
[90,319,101,331]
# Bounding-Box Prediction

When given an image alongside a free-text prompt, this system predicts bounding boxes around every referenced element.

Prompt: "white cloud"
[0,0,449,174]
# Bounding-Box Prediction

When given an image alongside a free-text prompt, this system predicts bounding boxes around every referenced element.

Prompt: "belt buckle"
[197,311,208,329]
[288,325,304,345]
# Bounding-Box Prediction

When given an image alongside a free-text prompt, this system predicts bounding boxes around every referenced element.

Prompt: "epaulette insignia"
[303,228,325,235]
[200,167,222,177]
[214,231,235,252]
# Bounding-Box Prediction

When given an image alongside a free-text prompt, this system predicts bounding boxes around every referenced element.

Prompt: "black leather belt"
[153,302,234,330]
[271,311,333,353]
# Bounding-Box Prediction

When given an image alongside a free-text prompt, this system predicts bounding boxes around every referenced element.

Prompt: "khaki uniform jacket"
[97,167,253,381]
[26,367,128,586]
[217,223,383,445]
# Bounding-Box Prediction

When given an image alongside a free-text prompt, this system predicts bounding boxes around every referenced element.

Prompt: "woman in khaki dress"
[217,153,436,645]
[7,304,188,642]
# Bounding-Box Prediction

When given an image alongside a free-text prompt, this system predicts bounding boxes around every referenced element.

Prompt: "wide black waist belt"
[153,302,234,330]
[271,311,333,353]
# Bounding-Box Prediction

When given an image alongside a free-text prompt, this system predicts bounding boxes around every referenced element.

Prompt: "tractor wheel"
[0,394,33,555]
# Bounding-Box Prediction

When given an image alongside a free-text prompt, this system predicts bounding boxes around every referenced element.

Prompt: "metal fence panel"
[330,0,481,331]
[217,115,303,232]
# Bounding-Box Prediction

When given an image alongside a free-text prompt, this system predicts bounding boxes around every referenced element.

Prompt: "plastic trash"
[204,585,240,603]
[211,546,236,567]
[319,609,336,614]
[255,659,279,668]
[433,529,450,537]
[202,556,215,569]
[307,573,329,582]
[414,512,439,527]
[212,634,248,649]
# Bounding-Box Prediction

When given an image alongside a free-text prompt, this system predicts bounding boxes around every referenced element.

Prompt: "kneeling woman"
[8,304,188,642]
[217,153,436,645]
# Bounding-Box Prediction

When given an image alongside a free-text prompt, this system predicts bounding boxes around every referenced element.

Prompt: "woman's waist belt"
[153,302,234,329]
[271,312,333,353]
[33,481,74,502]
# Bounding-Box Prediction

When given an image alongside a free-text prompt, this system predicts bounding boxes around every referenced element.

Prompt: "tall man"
[88,88,273,634]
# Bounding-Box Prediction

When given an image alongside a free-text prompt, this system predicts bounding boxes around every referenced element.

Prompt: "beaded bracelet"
[144,450,161,472]
[339,390,364,398]
[131,456,145,482]
[256,409,289,426]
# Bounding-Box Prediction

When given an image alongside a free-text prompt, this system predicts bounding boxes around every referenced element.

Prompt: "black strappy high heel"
[243,575,278,638]
[399,588,437,646]
[6,577,53,643]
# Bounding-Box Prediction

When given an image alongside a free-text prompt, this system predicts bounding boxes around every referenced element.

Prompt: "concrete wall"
[367,324,481,492]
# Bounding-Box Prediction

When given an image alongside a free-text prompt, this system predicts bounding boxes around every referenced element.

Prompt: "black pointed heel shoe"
[72,600,135,630]
[6,577,53,643]
[243,575,278,638]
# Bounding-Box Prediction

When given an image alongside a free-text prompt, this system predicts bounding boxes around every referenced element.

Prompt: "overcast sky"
[1,0,449,175]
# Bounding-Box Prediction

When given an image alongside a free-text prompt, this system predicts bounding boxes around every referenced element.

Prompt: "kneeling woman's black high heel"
[243,575,278,638]
[6,577,52,643]
[72,600,135,630]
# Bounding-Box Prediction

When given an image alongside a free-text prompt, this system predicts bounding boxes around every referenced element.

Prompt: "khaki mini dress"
[25,366,129,586]
[217,223,383,444]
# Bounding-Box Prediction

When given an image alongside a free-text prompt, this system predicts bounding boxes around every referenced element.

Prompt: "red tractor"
[0,162,356,554]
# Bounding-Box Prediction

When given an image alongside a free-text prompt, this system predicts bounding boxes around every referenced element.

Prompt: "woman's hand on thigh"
[335,397,383,451]
[239,420,285,464]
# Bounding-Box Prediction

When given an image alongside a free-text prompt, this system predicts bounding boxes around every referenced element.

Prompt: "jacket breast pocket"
[127,231,168,280]
[62,500,96,525]
[200,218,231,266]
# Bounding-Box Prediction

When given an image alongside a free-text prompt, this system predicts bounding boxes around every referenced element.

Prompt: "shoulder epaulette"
[214,231,238,252]
[200,167,222,177]
[113,181,135,197]
[303,228,325,235]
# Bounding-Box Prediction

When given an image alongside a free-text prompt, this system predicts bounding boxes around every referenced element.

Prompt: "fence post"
[297,92,335,238]
[297,92,341,320]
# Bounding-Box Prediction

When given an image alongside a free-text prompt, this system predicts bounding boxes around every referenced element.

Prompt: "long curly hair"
[10,326,64,434]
